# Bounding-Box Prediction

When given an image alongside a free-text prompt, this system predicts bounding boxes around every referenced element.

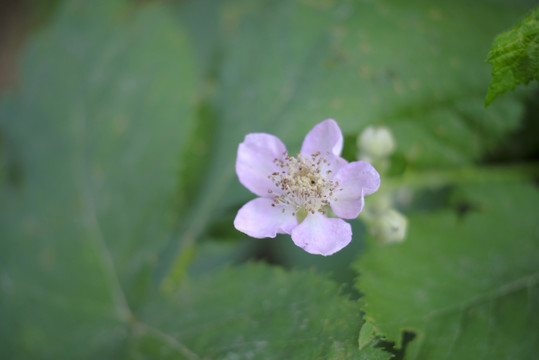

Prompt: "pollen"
[269,152,341,214]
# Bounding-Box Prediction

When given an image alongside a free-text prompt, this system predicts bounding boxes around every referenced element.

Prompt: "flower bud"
[357,126,396,159]
[373,209,408,243]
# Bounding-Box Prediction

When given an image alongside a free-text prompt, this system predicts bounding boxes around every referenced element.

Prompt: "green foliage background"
[0,0,537,359]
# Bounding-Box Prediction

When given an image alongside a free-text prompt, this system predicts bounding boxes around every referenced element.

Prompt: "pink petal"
[331,198,365,219]
[301,119,343,157]
[322,153,348,177]
[236,133,287,197]
[291,213,352,256]
[234,198,297,238]
[331,161,380,219]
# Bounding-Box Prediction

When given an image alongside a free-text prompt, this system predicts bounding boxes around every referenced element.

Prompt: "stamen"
[268,152,342,215]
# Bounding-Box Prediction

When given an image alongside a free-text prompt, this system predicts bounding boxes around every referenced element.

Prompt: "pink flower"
[234,119,380,256]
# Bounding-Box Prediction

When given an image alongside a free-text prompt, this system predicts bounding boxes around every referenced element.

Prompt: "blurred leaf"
[354,182,539,359]
[485,6,539,106]
[131,263,391,359]
[0,0,197,357]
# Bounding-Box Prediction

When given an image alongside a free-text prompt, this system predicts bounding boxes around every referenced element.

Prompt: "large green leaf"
[0,0,197,357]
[130,264,390,360]
[354,182,539,359]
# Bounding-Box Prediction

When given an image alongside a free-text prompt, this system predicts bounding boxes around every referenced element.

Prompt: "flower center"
[268,151,342,217]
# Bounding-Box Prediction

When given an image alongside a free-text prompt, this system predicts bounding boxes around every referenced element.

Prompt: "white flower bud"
[373,209,408,243]
[357,126,396,159]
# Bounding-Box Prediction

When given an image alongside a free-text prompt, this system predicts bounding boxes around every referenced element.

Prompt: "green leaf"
[358,320,377,351]
[0,0,197,357]
[354,182,539,359]
[131,263,391,360]
[485,6,539,106]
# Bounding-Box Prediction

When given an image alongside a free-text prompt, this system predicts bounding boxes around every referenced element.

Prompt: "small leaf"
[485,6,539,106]
[358,320,376,350]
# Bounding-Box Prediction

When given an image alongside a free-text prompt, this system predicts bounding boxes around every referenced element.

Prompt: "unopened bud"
[357,126,396,159]
[373,209,408,243]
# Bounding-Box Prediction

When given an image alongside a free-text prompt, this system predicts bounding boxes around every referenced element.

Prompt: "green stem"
[382,162,539,191]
